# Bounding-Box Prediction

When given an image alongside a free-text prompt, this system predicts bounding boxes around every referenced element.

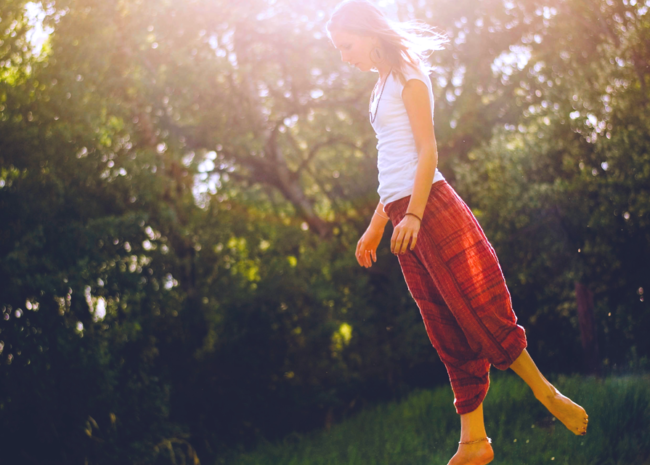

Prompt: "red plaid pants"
[384,181,527,415]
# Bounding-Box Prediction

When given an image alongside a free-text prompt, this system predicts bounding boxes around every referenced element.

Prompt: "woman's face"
[330,29,377,72]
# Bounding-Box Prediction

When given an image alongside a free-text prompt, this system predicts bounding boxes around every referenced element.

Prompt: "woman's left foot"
[536,384,589,435]
[447,439,494,465]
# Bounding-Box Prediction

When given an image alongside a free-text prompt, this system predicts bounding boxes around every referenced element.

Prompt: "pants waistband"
[384,180,449,217]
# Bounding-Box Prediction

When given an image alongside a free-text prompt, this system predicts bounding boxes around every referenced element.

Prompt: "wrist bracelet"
[404,212,422,223]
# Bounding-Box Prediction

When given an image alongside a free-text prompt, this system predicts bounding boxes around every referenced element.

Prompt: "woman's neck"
[376,62,392,82]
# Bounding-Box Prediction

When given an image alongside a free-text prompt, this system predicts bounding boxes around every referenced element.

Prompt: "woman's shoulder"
[394,62,431,88]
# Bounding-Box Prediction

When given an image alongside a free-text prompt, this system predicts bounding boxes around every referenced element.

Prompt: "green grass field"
[223,372,650,465]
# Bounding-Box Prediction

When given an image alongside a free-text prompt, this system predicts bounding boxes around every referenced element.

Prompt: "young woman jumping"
[326,1,588,463]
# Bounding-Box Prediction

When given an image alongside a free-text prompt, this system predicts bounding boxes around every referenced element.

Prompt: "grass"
[222,371,650,465]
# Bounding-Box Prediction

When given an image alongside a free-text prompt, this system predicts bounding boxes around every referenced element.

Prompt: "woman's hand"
[391,215,421,255]
[356,224,384,268]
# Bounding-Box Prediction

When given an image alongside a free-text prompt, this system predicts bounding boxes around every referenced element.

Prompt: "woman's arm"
[356,201,389,268]
[391,78,439,254]
[403,79,439,218]
[370,201,389,230]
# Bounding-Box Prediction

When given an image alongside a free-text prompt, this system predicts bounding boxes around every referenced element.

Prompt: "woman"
[326,1,588,464]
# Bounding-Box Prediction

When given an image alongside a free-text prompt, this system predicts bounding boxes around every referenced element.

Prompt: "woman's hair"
[326,0,448,84]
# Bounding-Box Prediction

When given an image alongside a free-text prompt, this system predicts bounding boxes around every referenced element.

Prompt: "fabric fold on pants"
[384,181,528,415]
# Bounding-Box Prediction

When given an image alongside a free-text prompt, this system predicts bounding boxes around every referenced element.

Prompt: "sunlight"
[95,298,106,321]
[376,0,398,20]
[339,323,352,344]
[25,2,53,56]
[85,286,107,321]
[331,322,352,355]
[163,274,179,290]
[193,151,225,208]
[491,45,531,77]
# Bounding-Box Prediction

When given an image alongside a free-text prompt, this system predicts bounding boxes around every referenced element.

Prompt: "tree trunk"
[574,281,601,377]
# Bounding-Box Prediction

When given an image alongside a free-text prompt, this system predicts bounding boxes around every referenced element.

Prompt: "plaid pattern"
[384,181,528,415]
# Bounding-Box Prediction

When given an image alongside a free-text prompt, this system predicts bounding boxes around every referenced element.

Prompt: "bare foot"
[537,385,589,435]
[447,439,494,465]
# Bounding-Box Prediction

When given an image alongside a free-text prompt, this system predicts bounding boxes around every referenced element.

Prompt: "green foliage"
[0,0,649,463]
[452,0,650,372]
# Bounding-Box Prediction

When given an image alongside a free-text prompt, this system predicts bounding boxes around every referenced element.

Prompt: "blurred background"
[1,0,649,463]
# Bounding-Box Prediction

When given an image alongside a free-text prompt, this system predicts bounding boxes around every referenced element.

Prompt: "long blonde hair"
[326,0,448,84]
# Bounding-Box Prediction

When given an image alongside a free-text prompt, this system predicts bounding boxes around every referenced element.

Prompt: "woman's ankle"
[533,380,556,401]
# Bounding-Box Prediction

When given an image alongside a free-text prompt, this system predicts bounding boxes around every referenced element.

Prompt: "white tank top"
[370,62,445,206]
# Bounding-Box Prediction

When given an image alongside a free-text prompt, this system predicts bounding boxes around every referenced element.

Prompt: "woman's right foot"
[536,385,588,435]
